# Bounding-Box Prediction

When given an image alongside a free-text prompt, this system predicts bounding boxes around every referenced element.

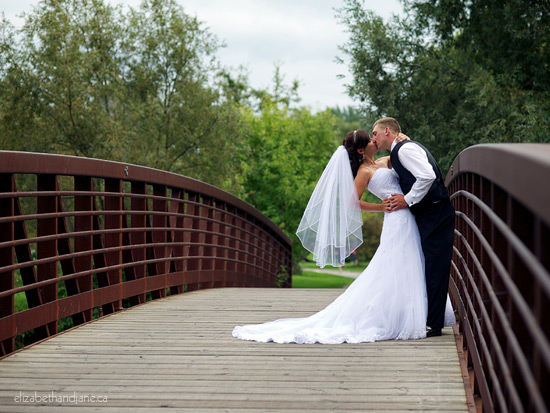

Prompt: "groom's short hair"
[373,117,401,135]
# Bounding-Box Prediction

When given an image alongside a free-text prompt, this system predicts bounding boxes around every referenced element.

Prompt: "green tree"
[358,211,383,262]
[411,0,550,91]
[239,97,337,265]
[1,0,124,158]
[0,0,245,190]
[120,0,244,189]
[331,105,362,146]
[337,0,550,173]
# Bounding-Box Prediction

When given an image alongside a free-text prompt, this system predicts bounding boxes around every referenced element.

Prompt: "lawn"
[292,270,355,289]
[298,261,366,273]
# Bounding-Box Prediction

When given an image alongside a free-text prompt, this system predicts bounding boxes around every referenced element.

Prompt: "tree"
[0,0,245,190]
[337,0,550,173]
[120,0,244,189]
[1,0,124,158]
[410,0,550,91]
[238,93,337,265]
[331,105,362,146]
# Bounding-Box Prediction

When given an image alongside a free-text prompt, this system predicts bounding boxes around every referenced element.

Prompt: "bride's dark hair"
[343,129,370,177]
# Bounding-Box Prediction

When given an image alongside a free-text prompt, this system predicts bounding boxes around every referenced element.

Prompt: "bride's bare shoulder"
[356,165,376,186]
[357,164,375,177]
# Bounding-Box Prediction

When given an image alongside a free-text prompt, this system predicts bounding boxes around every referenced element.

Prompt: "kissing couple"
[233,117,456,343]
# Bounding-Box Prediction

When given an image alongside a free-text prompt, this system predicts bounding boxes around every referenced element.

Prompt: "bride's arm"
[377,156,391,169]
[355,168,391,212]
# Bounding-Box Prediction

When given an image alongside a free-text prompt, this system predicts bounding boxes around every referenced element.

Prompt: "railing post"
[36,174,58,338]
[242,220,253,285]
[212,202,225,288]
[184,192,200,291]
[201,196,214,289]
[250,224,261,284]
[168,188,184,295]
[151,183,168,299]
[13,192,41,315]
[259,230,269,284]
[129,181,146,305]
[226,205,238,287]
[0,174,15,355]
[74,176,94,322]
[56,191,84,327]
[102,178,123,314]
[235,211,247,286]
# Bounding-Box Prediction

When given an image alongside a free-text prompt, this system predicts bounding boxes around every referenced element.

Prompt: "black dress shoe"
[426,327,442,337]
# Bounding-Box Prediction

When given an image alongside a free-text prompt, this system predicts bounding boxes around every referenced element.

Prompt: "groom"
[371,117,455,337]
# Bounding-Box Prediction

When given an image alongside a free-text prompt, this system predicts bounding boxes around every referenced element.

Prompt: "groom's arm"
[388,144,435,211]
[399,144,436,207]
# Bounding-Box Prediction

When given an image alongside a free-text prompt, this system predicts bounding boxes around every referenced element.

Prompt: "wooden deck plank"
[0,288,468,411]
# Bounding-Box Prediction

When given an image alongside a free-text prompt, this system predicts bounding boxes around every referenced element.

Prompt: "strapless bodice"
[368,168,403,200]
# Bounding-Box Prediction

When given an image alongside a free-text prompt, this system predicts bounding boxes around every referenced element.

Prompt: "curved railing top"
[446,143,550,227]
[0,150,291,245]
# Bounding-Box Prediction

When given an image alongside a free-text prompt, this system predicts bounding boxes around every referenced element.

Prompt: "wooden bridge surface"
[0,288,468,412]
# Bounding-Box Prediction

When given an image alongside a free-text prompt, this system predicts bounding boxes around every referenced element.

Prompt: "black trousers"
[415,200,455,329]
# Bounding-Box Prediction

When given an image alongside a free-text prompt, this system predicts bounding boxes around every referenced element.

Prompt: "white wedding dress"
[232,168,455,344]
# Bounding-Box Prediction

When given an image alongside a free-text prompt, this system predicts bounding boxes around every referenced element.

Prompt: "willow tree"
[120,0,244,187]
[0,0,124,157]
[0,0,244,189]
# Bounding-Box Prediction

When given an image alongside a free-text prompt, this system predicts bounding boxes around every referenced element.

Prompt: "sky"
[3,0,404,111]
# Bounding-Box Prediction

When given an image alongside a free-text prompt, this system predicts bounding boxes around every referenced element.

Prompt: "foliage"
[1,0,123,156]
[410,0,550,91]
[337,0,550,173]
[331,105,362,145]
[238,96,338,266]
[359,211,383,262]
[120,0,244,188]
[0,0,245,190]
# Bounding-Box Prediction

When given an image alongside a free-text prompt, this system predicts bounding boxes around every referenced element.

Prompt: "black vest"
[390,141,449,214]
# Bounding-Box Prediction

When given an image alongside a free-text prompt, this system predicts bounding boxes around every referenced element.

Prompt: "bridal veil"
[296,146,363,268]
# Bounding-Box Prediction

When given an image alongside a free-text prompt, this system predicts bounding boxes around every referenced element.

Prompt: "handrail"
[445,143,550,413]
[0,151,292,358]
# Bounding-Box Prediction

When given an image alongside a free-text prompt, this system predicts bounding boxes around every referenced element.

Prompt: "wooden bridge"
[0,145,548,412]
[0,288,467,412]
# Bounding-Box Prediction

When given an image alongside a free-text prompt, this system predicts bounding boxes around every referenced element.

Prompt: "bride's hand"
[395,132,410,143]
[381,198,392,212]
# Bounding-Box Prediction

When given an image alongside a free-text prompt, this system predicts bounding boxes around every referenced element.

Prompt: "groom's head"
[372,117,401,151]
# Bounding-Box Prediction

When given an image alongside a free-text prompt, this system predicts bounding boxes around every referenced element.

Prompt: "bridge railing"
[0,151,292,357]
[445,144,550,413]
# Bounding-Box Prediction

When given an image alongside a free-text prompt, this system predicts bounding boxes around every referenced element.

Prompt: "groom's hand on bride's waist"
[387,194,408,212]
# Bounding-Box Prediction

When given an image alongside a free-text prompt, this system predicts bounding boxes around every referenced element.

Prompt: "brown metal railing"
[446,143,550,412]
[0,151,292,357]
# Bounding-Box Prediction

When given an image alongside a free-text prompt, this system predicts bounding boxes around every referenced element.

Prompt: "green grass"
[299,261,366,273]
[292,270,354,289]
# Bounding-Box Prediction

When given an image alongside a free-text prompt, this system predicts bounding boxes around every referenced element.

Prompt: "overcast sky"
[3,0,404,111]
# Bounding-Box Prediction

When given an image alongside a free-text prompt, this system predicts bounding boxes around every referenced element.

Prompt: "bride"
[232,130,455,344]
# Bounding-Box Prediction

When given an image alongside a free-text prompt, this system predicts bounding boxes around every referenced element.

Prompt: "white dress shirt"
[391,139,436,207]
